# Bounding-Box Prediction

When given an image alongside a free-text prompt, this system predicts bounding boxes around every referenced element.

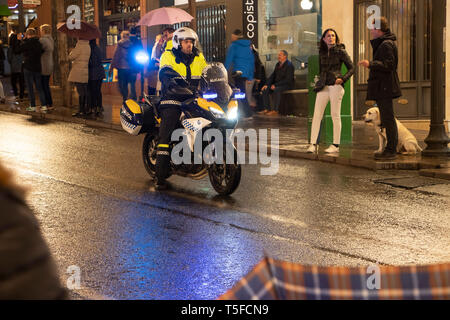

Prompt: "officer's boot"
[155,144,171,190]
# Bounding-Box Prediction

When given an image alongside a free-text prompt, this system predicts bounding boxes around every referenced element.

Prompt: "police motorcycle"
[120,62,244,196]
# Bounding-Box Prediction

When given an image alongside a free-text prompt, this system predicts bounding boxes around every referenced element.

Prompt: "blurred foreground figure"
[0,161,67,300]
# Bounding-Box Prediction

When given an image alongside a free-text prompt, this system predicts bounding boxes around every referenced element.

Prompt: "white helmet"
[172,27,199,50]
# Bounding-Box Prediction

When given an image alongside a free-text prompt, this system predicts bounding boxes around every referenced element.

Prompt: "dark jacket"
[367,30,402,100]
[224,39,255,80]
[8,34,23,74]
[319,44,354,86]
[89,44,106,81]
[267,60,295,89]
[111,39,133,70]
[0,166,68,299]
[18,37,43,73]
[252,47,266,82]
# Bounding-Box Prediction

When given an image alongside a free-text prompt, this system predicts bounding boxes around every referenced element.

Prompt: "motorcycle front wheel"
[208,163,241,196]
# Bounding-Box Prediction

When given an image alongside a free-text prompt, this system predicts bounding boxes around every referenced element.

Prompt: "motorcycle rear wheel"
[208,164,241,196]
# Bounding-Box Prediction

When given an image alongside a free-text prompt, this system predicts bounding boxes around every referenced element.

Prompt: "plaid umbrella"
[219,257,450,300]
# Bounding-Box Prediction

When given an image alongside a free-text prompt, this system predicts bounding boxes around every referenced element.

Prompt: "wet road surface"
[1,112,449,299]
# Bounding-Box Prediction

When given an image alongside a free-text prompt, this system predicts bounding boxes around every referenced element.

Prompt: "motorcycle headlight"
[227,107,238,120]
[209,106,225,119]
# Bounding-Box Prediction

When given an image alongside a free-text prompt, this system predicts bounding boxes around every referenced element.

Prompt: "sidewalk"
[1,93,449,180]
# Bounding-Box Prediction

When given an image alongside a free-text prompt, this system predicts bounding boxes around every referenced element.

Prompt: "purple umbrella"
[137,7,194,27]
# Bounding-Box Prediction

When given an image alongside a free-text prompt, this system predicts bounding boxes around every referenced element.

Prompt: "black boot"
[374,150,397,160]
[155,146,171,191]
[155,178,169,191]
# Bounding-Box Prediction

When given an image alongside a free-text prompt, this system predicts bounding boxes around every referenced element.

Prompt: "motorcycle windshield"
[201,63,233,108]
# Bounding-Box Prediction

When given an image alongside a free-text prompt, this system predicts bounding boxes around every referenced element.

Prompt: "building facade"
[5,0,450,130]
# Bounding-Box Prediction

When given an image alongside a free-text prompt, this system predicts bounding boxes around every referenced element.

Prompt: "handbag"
[313,72,326,93]
[313,79,325,93]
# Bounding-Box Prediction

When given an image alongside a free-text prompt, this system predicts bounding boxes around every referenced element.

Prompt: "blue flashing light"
[234,92,246,99]
[203,93,218,99]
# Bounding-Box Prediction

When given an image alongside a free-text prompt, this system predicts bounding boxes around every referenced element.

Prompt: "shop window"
[197,5,227,62]
[257,0,322,90]
[356,0,431,84]
[356,0,382,85]
[388,0,417,82]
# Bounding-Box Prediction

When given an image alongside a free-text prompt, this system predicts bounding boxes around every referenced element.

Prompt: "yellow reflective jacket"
[164,40,173,52]
[159,48,207,104]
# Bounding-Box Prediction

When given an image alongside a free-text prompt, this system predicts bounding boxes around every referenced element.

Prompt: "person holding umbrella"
[162,27,175,52]
[68,38,91,117]
[57,21,101,116]
[88,39,105,117]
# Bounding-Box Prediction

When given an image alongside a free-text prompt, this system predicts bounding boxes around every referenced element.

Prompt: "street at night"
[0,0,449,308]
[1,111,449,300]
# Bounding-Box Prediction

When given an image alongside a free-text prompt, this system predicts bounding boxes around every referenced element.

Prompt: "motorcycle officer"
[156,27,207,190]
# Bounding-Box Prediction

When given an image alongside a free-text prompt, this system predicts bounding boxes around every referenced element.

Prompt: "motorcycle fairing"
[182,118,212,152]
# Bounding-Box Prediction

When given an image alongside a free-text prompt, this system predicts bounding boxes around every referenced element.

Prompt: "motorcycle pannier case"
[120,99,156,136]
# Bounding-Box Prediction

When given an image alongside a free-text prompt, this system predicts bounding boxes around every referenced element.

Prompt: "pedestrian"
[17,28,47,112]
[88,39,105,117]
[0,39,5,77]
[129,27,145,99]
[110,30,137,102]
[68,38,91,117]
[0,78,5,104]
[224,29,255,119]
[39,24,54,111]
[307,28,354,154]
[147,33,164,95]
[162,27,175,52]
[0,160,68,299]
[260,50,295,116]
[359,16,401,160]
[7,32,25,102]
[250,44,266,111]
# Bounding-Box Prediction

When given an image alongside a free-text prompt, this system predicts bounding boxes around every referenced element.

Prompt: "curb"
[419,168,450,180]
[1,107,124,132]
[2,107,448,178]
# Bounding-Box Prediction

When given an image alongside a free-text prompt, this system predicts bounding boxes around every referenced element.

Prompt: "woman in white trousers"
[308,29,354,153]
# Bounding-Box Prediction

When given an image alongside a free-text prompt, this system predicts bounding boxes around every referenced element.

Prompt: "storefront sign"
[8,0,40,8]
[243,0,258,47]
[23,0,40,4]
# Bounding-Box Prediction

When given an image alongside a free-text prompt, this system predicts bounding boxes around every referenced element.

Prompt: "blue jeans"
[41,75,53,107]
[24,69,46,107]
[262,85,290,112]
